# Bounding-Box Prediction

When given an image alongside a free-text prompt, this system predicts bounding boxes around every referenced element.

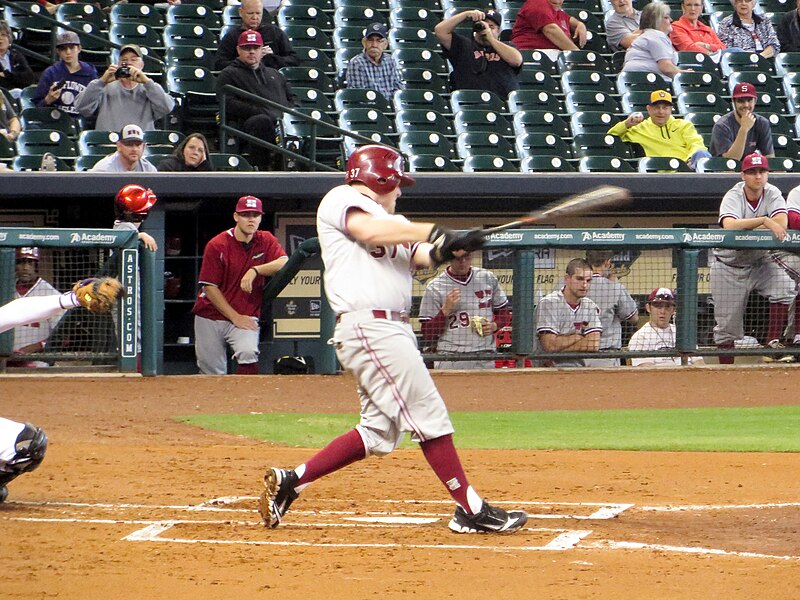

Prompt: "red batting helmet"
[115,184,157,220]
[345,145,415,194]
[16,247,40,261]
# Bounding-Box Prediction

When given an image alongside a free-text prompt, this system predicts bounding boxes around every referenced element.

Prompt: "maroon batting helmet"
[16,247,40,261]
[345,145,415,194]
[115,184,157,221]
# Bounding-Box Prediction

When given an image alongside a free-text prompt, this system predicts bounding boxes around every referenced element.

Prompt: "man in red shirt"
[511,0,587,52]
[192,195,288,374]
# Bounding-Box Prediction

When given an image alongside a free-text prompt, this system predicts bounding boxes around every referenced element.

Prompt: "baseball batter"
[259,145,527,534]
[628,288,704,366]
[192,195,288,375]
[584,250,638,367]
[419,252,511,369]
[535,257,602,367]
[711,153,795,363]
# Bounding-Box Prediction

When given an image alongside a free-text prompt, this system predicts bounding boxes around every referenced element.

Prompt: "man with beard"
[710,82,775,160]
[345,23,404,101]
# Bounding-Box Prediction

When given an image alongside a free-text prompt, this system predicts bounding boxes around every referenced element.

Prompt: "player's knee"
[356,425,401,457]
[232,347,259,366]
[6,424,48,476]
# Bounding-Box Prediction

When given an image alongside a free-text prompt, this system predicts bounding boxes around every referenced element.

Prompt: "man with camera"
[33,32,98,118]
[434,9,523,99]
[74,44,174,132]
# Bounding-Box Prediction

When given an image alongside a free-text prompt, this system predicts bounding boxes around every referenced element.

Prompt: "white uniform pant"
[333,311,454,456]
[194,315,260,375]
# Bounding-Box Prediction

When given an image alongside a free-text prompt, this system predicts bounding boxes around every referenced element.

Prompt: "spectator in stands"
[0,89,21,144]
[776,0,800,53]
[604,0,642,53]
[621,2,685,81]
[0,20,35,93]
[214,0,298,71]
[91,124,158,172]
[10,247,63,368]
[216,30,296,172]
[608,89,712,170]
[157,132,214,172]
[710,81,774,160]
[32,32,98,118]
[628,288,704,366]
[435,10,522,99]
[583,250,638,367]
[717,0,779,58]
[74,44,175,132]
[534,257,602,367]
[670,0,727,53]
[346,23,404,101]
[510,0,587,58]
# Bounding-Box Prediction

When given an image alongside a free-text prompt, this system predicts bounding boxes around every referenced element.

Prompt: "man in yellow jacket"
[607,89,712,170]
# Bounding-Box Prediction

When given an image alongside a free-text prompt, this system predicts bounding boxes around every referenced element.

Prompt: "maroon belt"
[336,310,410,323]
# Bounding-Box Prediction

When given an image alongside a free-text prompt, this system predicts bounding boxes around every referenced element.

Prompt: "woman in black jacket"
[157,133,215,172]
[0,21,35,91]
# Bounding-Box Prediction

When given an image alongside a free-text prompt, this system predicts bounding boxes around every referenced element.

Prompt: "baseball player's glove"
[608,264,631,280]
[72,277,126,313]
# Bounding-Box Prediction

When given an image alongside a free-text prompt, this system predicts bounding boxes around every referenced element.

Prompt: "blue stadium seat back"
[520,154,576,172]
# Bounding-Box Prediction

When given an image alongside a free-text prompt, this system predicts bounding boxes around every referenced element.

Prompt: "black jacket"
[777,10,800,53]
[156,155,214,172]
[0,47,35,90]
[216,59,296,121]
[213,23,299,72]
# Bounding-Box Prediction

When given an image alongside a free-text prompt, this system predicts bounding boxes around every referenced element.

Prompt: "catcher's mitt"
[72,277,126,313]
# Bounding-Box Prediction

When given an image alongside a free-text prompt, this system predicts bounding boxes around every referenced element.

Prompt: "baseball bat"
[481,185,632,235]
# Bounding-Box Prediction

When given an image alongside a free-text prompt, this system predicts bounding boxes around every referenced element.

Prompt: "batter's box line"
[582,539,800,562]
[638,501,800,512]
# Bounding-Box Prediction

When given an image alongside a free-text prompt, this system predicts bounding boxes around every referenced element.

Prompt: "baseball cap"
[647,288,676,304]
[235,195,264,214]
[732,81,757,99]
[120,124,144,142]
[363,23,388,39]
[484,9,502,27]
[238,29,264,47]
[649,90,673,105]
[742,152,769,172]
[16,247,40,261]
[119,43,142,57]
[56,31,81,47]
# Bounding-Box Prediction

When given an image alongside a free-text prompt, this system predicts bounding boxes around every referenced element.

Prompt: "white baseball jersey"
[628,322,699,366]
[13,278,63,352]
[317,184,421,315]
[0,417,25,466]
[418,267,508,353]
[587,274,638,350]
[535,289,602,367]
[714,181,787,267]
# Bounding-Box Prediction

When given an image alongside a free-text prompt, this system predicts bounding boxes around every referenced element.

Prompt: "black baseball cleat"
[0,485,7,503]
[448,501,528,534]
[258,467,299,528]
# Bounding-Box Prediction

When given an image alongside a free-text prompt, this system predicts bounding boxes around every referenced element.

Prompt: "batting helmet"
[115,184,157,220]
[345,145,415,194]
[16,247,40,261]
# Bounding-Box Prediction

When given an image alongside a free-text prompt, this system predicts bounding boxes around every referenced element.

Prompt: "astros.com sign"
[69,232,118,244]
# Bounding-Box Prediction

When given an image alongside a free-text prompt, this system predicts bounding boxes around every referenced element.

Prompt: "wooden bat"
[481,185,632,235]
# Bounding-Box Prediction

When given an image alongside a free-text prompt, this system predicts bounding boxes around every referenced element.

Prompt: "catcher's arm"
[72,277,126,313]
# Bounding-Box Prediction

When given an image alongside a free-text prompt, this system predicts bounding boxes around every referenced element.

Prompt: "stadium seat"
[166,66,218,132]
[55,3,108,31]
[294,87,336,113]
[16,130,78,159]
[507,89,564,114]
[73,154,107,171]
[456,131,516,160]
[637,156,692,173]
[280,67,336,94]
[334,5,388,29]
[221,5,242,27]
[332,25,366,50]
[753,92,790,115]
[520,154,576,172]
[727,71,782,99]
[696,156,739,172]
[577,156,635,172]
[78,130,119,155]
[450,89,507,114]
[517,69,561,94]
[775,52,800,77]
[163,24,218,50]
[615,71,671,94]
[516,132,573,160]
[769,157,800,172]
[209,153,254,171]
[110,23,165,53]
[758,0,794,11]
[677,51,720,76]
[560,70,616,95]
[284,0,335,9]
[389,27,440,50]
[513,110,571,137]
[0,136,16,160]
[340,0,388,8]
[720,52,776,78]
[519,50,559,75]
[284,25,334,50]
[453,109,514,137]
[395,109,454,136]
[672,71,726,96]
[399,131,457,159]
[400,68,449,94]
[563,0,601,12]
[109,0,165,27]
[166,4,221,29]
[143,130,185,153]
[392,48,448,75]
[19,86,38,111]
[338,108,396,138]
[572,133,631,158]
[772,134,800,160]
[282,107,343,167]
[620,91,654,114]
[334,47,362,81]
[278,4,334,30]
[582,30,610,54]
[570,111,616,135]
[393,89,449,113]
[19,108,79,138]
[463,155,517,172]
[389,7,439,30]
[557,51,613,74]
[408,154,460,172]
[12,154,71,171]
[676,92,730,116]
[165,46,215,69]
[564,90,621,114]
[335,88,392,113]
[763,113,794,138]
[3,2,53,55]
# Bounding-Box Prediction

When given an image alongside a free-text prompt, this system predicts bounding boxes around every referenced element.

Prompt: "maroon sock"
[795,302,800,338]
[419,434,473,513]
[296,428,366,486]
[717,342,734,365]
[767,303,790,343]
[235,363,259,375]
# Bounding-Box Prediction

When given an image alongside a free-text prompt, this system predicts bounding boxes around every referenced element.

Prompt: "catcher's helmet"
[16,247,40,261]
[345,145,415,194]
[115,184,157,221]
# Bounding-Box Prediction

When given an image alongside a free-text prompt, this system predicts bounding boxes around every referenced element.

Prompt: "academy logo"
[70,233,80,243]
[682,232,725,243]
[581,231,625,241]
[785,233,800,243]
[68,233,117,244]
[487,232,524,242]
[0,233,6,241]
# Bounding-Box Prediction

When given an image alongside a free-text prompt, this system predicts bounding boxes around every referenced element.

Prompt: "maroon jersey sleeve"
[197,233,226,286]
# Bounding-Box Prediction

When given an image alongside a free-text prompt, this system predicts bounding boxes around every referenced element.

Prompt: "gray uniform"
[709,111,774,158]
[585,273,638,367]
[711,181,795,344]
[534,289,602,367]
[419,267,508,369]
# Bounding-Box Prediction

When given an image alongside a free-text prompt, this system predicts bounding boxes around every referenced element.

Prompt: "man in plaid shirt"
[345,23,403,101]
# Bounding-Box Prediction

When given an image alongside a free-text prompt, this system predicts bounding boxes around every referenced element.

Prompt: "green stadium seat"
[696,156,739,172]
[399,131,457,159]
[278,4,334,30]
[507,89,564,114]
[577,156,636,172]
[392,48,448,76]
[280,67,336,94]
[19,108,79,138]
[620,91,654,114]
[560,70,616,95]
[74,154,108,171]
[772,134,800,160]
[453,109,514,137]
[513,110,571,137]
[400,68,449,93]
[408,154,460,172]
[456,131,516,160]
[209,153,254,171]
[516,132,573,160]
[284,25,334,51]
[338,108,396,139]
[389,7,439,30]
[572,133,632,159]
[450,89,507,114]
[676,92,730,116]
[520,155,576,172]
[389,27,440,50]
[615,71,671,94]
[166,4,221,29]
[163,24,218,50]
[720,52,776,78]
[564,90,621,114]
[110,3,165,29]
[462,155,517,172]
[334,88,392,114]
[519,50,559,75]
[517,69,561,94]
[294,47,335,74]
[557,51,613,74]
[570,111,616,135]
[110,23,165,53]
[775,52,800,77]
[672,71,726,96]
[295,87,336,113]
[637,156,693,173]
[393,89,448,113]
[55,3,108,31]
[727,71,782,99]
[12,154,71,171]
[78,130,118,155]
[165,46,215,70]
[334,5,388,29]
[676,51,720,76]
[16,130,78,159]
[395,109,454,136]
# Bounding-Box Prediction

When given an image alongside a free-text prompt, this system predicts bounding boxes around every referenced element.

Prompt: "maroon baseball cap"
[237,29,263,47]
[741,153,769,172]
[235,195,263,214]
[647,288,675,304]
[732,82,757,99]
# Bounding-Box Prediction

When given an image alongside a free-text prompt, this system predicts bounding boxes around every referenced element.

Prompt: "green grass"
[177,406,800,452]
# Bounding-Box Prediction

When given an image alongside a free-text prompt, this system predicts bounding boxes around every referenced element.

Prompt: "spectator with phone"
[74,44,174,131]
[32,32,98,118]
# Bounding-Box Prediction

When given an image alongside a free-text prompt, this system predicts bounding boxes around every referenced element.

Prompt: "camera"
[115,66,131,79]
[472,20,486,34]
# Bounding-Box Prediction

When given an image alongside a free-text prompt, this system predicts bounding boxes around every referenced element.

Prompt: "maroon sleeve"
[420,310,448,343]
[789,210,800,230]
[197,235,225,286]
[259,231,288,262]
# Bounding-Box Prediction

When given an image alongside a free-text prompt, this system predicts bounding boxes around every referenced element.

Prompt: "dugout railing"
[0,227,157,374]
[318,228,800,372]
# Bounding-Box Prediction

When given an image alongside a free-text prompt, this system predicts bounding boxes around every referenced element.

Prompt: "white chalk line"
[639,502,800,511]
